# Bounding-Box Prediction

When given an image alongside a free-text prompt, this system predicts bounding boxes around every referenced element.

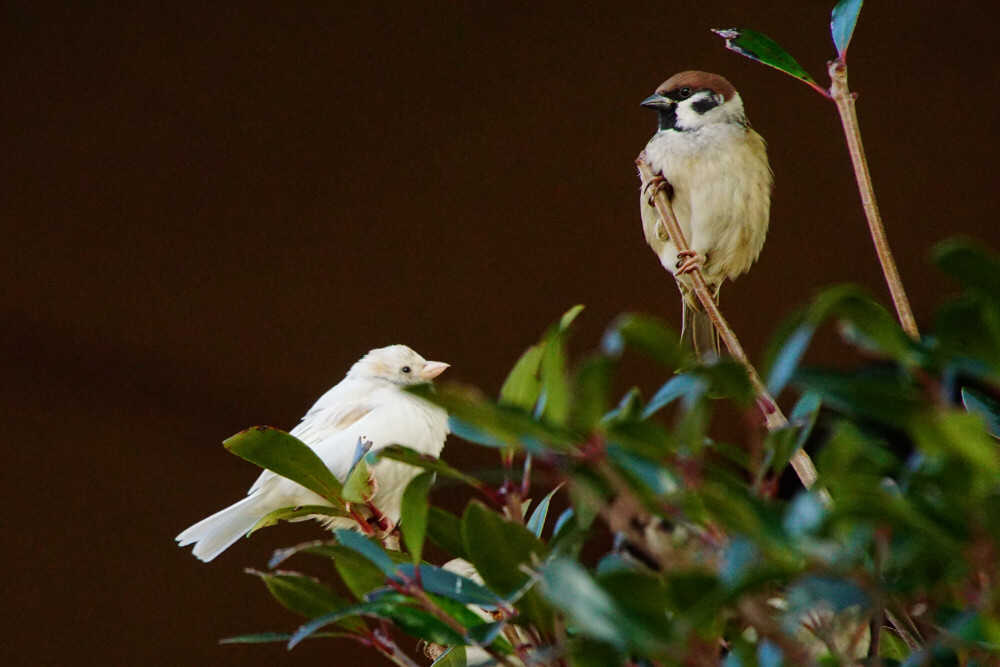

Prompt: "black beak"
[640,93,673,110]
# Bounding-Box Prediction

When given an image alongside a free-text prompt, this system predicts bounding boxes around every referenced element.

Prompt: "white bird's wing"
[246,381,375,495]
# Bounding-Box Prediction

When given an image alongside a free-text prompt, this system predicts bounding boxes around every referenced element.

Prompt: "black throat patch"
[657,106,679,131]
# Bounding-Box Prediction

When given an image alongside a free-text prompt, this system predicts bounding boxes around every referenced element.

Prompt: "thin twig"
[636,156,820,491]
[827,59,919,341]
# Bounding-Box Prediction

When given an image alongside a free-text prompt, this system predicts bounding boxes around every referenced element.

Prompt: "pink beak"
[419,361,450,380]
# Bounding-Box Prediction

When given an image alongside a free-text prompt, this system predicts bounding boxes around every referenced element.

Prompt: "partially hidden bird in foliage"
[176,345,450,562]
[639,71,772,358]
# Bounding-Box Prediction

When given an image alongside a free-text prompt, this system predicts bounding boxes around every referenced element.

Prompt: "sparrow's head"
[641,71,746,132]
[350,345,449,386]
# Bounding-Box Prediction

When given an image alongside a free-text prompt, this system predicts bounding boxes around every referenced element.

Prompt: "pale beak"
[640,93,673,110]
[419,361,450,380]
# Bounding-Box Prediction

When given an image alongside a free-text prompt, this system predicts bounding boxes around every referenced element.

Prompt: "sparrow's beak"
[420,361,450,380]
[641,93,673,110]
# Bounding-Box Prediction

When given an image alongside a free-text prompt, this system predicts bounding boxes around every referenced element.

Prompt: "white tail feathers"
[176,494,266,562]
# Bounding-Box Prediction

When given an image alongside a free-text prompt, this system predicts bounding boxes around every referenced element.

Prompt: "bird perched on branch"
[177,345,450,562]
[639,71,772,358]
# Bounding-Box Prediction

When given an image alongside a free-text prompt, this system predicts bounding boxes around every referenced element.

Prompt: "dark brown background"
[3,1,998,664]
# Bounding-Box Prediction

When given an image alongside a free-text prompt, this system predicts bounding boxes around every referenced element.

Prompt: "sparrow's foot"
[644,174,673,205]
[675,250,705,275]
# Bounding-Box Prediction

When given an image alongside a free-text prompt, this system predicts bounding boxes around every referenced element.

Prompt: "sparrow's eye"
[678,87,692,99]
[401,366,411,374]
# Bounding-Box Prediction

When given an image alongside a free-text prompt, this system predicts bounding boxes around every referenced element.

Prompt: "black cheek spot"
[692,96,720,114]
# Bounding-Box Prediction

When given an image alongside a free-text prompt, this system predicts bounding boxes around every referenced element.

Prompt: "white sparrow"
[639,71,772,358]
[176,345,450,562]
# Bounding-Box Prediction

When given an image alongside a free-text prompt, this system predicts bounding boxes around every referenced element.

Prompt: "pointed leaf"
[571,354,615,432]
[643,373,708,418]
[220,631,349,644]
[377,445,485,490]
[933,239,1000,303]
[962,387,1000,439]
[431,646,468,666]
[248,569,367,631]
[248,504,352,535]
[289,598,463,649]
[539,320,573,428]
[603,314,689,369]
[540,559,624,649]
[395,563,500,608]
[269,540,337,569]
[831,0,864,58]
[526,484,563,538]
[712,28,829,97]
[559,304,586,331]
[334,529,396,574]
[427,507,468,559]
[331,545,386,601]
[766,323,814,396]
[499,344,544,411]
[401,472,435,566]
[341,453,373,504]
[223,426,345,506]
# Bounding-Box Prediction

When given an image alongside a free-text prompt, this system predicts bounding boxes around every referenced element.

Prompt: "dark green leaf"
[220,631,349,644]
[571,354,615,433]
[223,426,344,506]
[331,545,385,601]
[248,504,352,535]
[401,472,435,566]
[248,569,366,631]
[462,501,549,597]
[712,28,827,95]
[269,540,337,569]
[608,445,678,496]
[395,563,500,607]
[567,638,625,667]
[427,506,468,559]
[539,321,572,427]
[962,387,1000,439]
[602,314,689,369]
[540,559,624,649]
[933,239,1000,302]
[796,367,921,427]
[290,598,464,649]
[831,0,864,58]
[377,445,485,490]
[499,344,544,411]
[334,529,396,574]
[911,412,1000,475]
[643,373,708,418]
[526,484,563,538]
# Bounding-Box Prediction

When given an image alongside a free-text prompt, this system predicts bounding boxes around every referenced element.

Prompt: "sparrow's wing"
[246,387,375,495]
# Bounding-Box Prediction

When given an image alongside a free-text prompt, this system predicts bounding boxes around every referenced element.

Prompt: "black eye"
[401,366,411,374]
[679,87,692,99]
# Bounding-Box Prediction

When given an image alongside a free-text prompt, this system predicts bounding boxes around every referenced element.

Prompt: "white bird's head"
[348,345,449,386]
[641,71,746,133]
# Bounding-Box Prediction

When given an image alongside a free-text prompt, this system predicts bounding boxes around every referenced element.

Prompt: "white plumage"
[176,345,450,562]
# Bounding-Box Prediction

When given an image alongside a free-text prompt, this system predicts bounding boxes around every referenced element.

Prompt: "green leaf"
[962,387,1000,438]
[766,323,814,396]
[331,545,385,601]
[462,502,548,596]
[341,454,373,504]
[602,314,690,369]
[796,367,922,428]
[401,472,435,566]
[559,304,586,331]
[220,631,349,644]
[248,504,352,535]
[248,569,366,631]
[499,344,544,411]
[540,559,624,649]
[223,426,344,506]
[831,0,864,58]
[933,238,1000,302]
[410,383,574,452]
[643,373,708,418]
[607,445,679,497]
[269,540,337,569]
[431,646,467,666]
[395,563,500,608]
[427,507,468,559]
[526,484,563,538]
[567,638,625,667]
[334,529,396,574]
[377,445,485,491]
[712,28,828,96]
[289,597,464,649]
[571,354,615,433]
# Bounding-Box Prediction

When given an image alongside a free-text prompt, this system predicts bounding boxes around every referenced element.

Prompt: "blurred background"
[3,1,998,663]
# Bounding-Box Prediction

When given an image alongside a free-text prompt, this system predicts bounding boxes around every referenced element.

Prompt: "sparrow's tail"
[680,286,721,360]
[176,493,267,562]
